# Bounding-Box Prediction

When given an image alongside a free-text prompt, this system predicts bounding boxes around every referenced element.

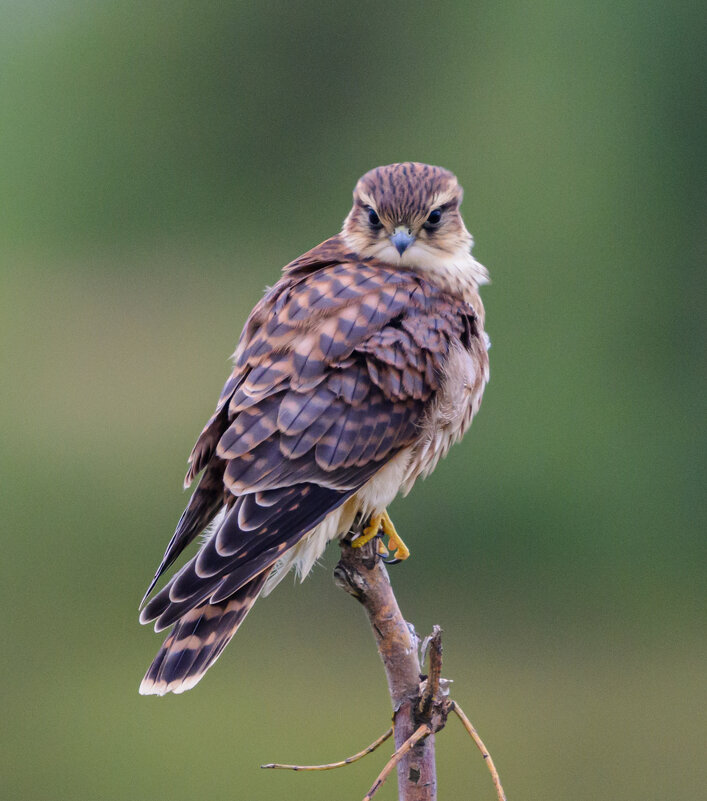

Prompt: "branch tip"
[451,701,508,801]
[260,727,393,772]
[418,626,443,719]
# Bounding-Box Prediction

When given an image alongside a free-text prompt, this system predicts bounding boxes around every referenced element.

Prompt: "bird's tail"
[139,569,270,696]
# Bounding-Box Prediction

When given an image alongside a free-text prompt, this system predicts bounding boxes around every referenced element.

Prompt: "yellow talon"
[380,511,410,561]
[351,514,383,549]
[352,510,410,561]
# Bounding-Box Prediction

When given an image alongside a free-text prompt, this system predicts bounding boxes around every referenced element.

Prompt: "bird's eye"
[367,208,381,228]
[426,209,442,226]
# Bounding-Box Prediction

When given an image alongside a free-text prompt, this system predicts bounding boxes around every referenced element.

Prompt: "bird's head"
[342,162,488,296]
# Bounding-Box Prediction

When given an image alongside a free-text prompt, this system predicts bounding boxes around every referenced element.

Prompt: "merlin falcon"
[139,162,490,695]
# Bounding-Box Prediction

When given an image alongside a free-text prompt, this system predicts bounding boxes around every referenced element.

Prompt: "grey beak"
[390,229,415,255]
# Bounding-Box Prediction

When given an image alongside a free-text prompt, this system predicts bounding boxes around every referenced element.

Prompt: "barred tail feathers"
[139,569,269,696]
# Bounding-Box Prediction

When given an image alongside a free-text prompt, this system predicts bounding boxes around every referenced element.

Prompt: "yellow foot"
[352,510,410,561]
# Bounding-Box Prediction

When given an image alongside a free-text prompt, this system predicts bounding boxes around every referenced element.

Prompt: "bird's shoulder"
[242,234,477,351]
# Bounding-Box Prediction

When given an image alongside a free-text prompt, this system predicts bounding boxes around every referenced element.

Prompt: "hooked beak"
[390,227,415,256]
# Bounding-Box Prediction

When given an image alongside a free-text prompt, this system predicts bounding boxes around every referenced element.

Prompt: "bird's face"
[342,163,488,294]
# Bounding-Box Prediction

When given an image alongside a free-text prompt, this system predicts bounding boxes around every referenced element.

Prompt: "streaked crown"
[353,163,462,224]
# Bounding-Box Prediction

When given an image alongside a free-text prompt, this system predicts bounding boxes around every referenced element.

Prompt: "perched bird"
[139,162,490,695]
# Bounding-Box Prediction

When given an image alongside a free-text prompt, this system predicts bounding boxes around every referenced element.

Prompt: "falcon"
[139,162,490,695]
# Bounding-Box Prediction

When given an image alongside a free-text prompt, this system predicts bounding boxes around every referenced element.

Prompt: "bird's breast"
[401,337,489,494]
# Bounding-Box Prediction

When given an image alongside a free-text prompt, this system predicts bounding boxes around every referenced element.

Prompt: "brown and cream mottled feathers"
[139,163,490,695]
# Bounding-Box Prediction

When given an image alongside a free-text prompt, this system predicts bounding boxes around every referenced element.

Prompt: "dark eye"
[426,209,442,226]
[367,208,381,228]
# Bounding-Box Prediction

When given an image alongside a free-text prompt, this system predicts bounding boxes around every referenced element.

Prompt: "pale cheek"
[412,238,457,258]
[401,243,446,266]
[342,228,378,255]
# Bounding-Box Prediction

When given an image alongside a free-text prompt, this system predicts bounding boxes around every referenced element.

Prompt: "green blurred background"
[1,2,704,799]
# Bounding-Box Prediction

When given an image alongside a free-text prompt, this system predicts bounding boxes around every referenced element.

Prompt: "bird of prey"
[139,162,490,696]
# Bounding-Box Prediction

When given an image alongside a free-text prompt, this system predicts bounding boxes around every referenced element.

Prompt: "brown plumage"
[139,163,490,695]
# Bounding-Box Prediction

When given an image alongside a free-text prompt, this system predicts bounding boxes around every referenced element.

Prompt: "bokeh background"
[1,2,704,799]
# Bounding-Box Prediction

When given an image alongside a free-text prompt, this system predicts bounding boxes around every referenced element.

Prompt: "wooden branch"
[363,724,432,800]
[334,537,439,800]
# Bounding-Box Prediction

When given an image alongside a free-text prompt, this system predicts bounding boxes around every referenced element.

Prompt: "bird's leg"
[352,510,410,561]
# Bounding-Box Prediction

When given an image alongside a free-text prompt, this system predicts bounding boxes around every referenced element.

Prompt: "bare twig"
[452,701,507,801]
[362,724,432,801]
[261,727,392,772]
